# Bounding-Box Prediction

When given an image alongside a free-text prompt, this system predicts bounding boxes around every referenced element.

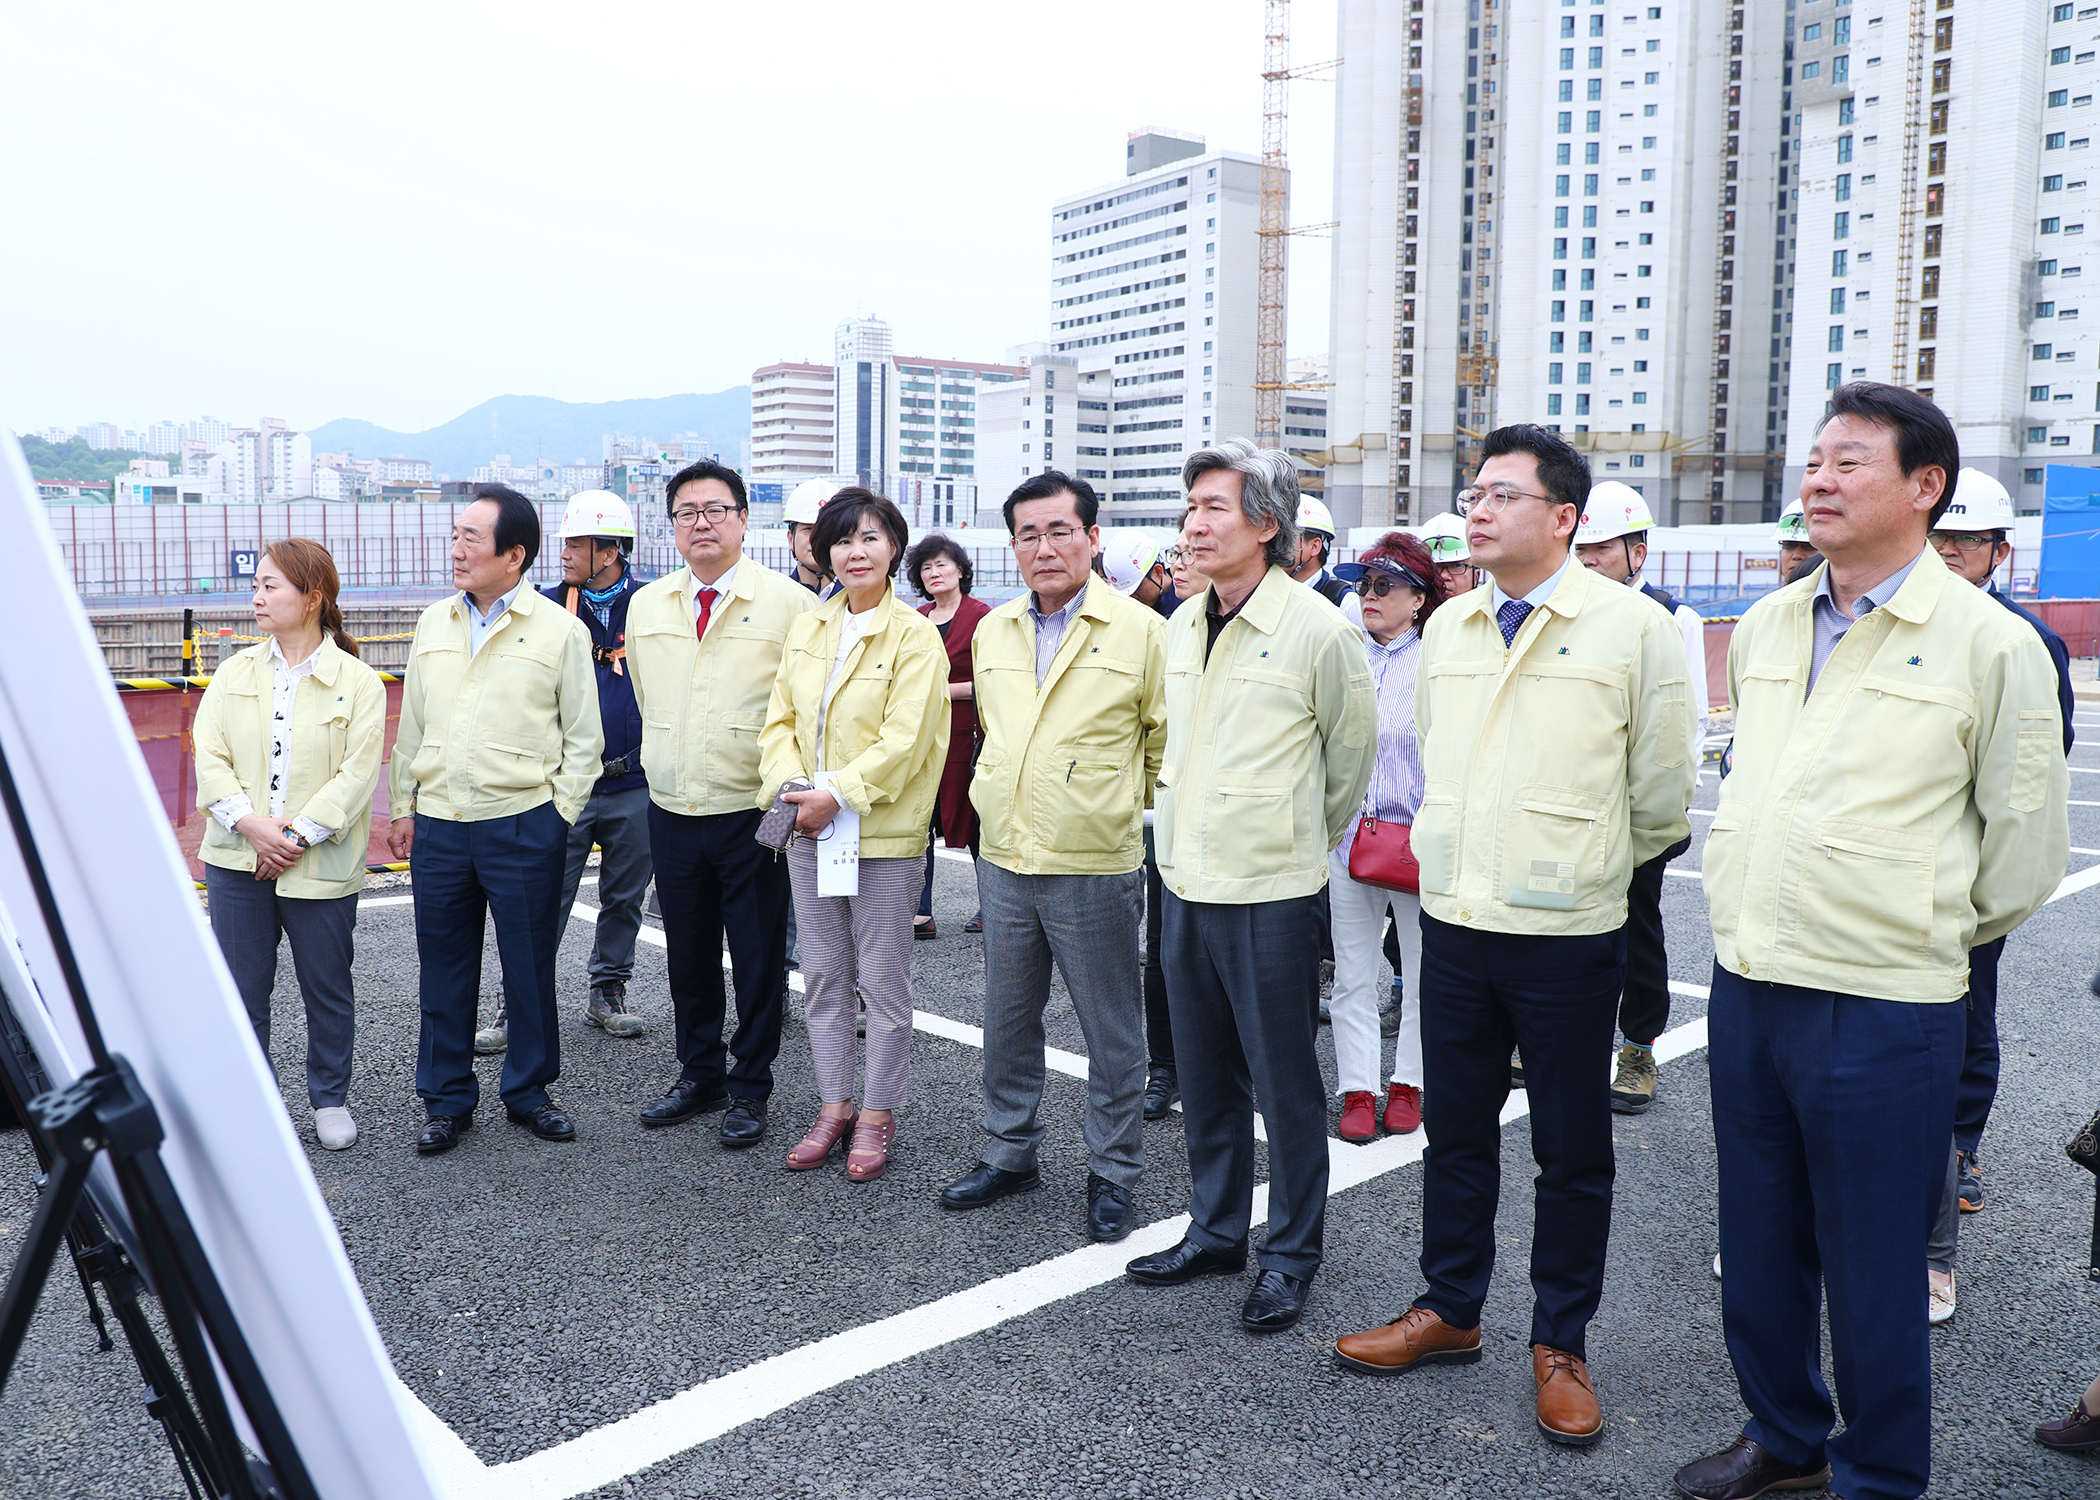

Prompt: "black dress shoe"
[940,1161,1043,1210]
[1086,1173,1133,1243]
[719,1096,767,1147]
[1125,1236,1246,1286]
[1142,1068,1180,1121]
[1240,1268,1312,1332]
[639,1078,729,1128]
[415,1112,472,1156]
[1673,1435,1832,1500]
[506,1103,576,1142]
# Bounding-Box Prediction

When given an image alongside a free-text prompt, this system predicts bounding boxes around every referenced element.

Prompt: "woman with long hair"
[193,538,386,1150]
[1327,531,1446,1143]
[904,533,988,938]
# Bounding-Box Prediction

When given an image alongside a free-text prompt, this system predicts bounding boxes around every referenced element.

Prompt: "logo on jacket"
[1907,655,1922,666]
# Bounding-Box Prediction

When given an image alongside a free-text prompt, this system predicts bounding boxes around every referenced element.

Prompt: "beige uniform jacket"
[1705,546,2071,1001]
[970,574,1168,876]
[1412,558,1696,935]
[388,586,603,825]
[193,638,386,899]
[1154,566,1377,904]
[757,583,951,859]
[626,558,815,818]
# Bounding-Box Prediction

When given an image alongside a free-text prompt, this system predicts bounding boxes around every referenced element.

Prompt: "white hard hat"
[1100,528,1170,594]
[1417,511,1470,563]
[784,478,841,526]
[1939,467,2017,532]
[1296,495,1337,537]
[557,490,636,542]
[1775,497,1809,544]
[1576,481,1657,545]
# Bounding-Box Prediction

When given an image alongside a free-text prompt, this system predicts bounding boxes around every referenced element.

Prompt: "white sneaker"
[313,1107,358,1151]
[1929,1274,1956,1325]
[1712,1252,1723,1280]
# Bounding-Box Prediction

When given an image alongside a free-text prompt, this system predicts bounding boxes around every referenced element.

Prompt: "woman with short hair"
[194,538,386,1151]
[904,533,988,938]
[759,490,951,1181]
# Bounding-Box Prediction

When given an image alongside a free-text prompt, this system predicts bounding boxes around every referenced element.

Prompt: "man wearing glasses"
[939,472,1167,1242]
[624,461,815,1148]
[1332,425,1695,1449]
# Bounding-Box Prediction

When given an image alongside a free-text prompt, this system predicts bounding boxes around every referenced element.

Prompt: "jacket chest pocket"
[1222,665,1311,756]
[1423,660,1499,754]
[1504,783,1610,911]
[1850,671,1974,802]
[1514,660,1630,761]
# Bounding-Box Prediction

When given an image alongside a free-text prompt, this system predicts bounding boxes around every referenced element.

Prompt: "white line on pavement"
[2049,864,2100,905]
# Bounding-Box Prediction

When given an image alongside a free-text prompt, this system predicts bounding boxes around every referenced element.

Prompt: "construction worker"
[1919,467,2077,1318]
[1572,480,1708,1114]
[1774,498,1822,585]
[1418,511,1480,597]
[783,478,841,594]
[1289,494,1364,627]
[1099,527,1176,611]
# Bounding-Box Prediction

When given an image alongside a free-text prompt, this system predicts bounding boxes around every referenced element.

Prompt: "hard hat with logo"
[784,478,842,526]
[1576,481,1656,545]
[1296,494,1337,538]
[1418,511,1470,563]
[1775,497,1809,544]
[556,490,636,542]
[1939,467,2017,532]
[1100,527,1170,595]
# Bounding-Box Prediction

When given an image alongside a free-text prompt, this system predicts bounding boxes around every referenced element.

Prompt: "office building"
[978,354,1079,511]
[824,315,1021,495]
[750,362,837,481]
[1324,0,1794,526]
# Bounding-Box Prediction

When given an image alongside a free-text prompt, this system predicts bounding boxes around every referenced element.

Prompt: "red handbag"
[1347,816,1419,893]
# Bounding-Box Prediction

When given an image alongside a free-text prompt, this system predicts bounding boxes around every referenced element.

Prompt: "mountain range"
[306,389,752,479]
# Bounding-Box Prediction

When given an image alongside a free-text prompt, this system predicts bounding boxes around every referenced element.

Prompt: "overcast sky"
[3,0,1337,436]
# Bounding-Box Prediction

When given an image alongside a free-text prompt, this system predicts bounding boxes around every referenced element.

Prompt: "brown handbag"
[1347,816,1419,894]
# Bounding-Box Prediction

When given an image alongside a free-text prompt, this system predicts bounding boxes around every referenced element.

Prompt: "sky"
[2,0,1338,436]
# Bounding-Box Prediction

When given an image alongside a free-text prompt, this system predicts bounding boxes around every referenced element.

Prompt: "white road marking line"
[1669,980,1712,1000]
[2072,801,2100,809]
[1688,808,1716,817]
[2071,847,2100,857]
[1665,869,1704,881]
[2049,864,2100,905]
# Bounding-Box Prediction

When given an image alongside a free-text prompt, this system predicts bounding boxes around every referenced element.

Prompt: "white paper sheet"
[811,772,860,897]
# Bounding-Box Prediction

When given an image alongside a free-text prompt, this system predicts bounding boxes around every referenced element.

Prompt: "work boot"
[1608,1041,1657,1115]
[1380,981,1403,1039]
[1143,1067,1180,1120]
[585,981,647,1038]
[473,1004,508,1055]
[1957,1149,1984,1213]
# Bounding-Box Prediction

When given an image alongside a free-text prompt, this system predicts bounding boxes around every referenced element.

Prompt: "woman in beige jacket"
[758,490,949,1181]
[193,538,385,1150]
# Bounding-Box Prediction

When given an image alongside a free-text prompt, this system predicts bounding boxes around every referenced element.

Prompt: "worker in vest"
[783,478,841,595]
[1774,499,1822,585]
[1572,481,1709,1114]
[1290,495,1364,627]
[1418,511,1480,597]
[477,490,651,1054]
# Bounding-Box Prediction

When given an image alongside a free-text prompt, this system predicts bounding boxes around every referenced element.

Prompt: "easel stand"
[0,735,319,1500]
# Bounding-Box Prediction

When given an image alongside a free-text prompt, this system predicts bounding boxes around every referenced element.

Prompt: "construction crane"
[1254,0,1336,451]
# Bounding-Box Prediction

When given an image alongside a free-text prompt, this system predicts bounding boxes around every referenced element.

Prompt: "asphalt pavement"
[6,710,2100,1499]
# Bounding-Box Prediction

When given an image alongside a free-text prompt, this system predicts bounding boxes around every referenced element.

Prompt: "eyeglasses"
[1012,526,1084,554]
[671,503,740,527]
[1456,484,1554,516]
[1160,545,1189,567]
[1930,531,1998,554]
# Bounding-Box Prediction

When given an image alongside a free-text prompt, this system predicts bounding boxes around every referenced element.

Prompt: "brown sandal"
[846,1116,896,1182]
[785,1108,857,1170]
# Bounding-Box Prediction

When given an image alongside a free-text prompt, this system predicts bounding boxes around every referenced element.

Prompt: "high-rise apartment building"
[1045,130,1269,525]
[834,317,895,490]
[1324,0,1795,526]
[825,316,1021,495]
[1783,0,2091,511]
[749,362,837,481]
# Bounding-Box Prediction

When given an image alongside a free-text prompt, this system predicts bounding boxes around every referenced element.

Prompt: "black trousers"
[1955,935,2007,1156]
[1143,857,1173,1073]
[1417,911,1626,1357]
[648,804,791,1101]
[1618,833,1691,1046]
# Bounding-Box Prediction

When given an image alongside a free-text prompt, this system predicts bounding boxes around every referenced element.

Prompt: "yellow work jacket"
[1412,557,1696,935]
[626,558,815,818]
[388,586,603,825]
[758,583,951,859]
[970,574,1168,876]
[1705,547,2070,1001]
[1155,566,1377,904]
[192,638,386,899]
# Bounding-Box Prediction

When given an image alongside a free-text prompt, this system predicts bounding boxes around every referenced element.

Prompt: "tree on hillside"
[15,436,163,483]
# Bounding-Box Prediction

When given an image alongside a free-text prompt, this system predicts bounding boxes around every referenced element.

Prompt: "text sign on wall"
[229,549,260,579]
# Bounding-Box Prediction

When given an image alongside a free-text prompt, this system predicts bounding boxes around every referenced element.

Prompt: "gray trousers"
[204,863,359,1109]
[790,841,920,1112]
[976,860,1146,1189]
[506,783,653,1006]
[1928,1140,1960,1275]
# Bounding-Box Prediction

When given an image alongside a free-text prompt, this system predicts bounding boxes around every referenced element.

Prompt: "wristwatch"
[283,826,311,850]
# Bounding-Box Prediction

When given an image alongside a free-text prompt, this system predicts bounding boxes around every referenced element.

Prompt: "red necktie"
[695,587,717,643]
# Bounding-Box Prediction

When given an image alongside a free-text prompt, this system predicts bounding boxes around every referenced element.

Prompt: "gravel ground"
[6,726,2100,1498]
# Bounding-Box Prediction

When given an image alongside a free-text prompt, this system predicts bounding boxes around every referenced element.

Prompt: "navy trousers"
[413,803,567,1117]
[1954,935,2006,1156]
[1415,912,1625,1358]
[1708,965,1963,1500]
[648,804,790,1101]
[1161,891,1329,1277]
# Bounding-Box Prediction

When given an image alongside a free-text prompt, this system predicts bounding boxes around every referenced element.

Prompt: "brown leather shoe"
[2037,1392,2100,1452]
[1534,1345,1603,1446]
[1672,1435,1833,1498]
[1333,1305,1482,1375]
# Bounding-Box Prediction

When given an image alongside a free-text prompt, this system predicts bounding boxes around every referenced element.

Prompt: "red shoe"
[1383,1083,1422,1134]
[1338,1091,1378,1143]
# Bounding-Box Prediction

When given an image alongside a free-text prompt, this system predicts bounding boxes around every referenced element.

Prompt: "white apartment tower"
[1326,0,1796,526]
[749,362,837,481]
[1783,0,2094,510]
[1047,130,1270,524]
